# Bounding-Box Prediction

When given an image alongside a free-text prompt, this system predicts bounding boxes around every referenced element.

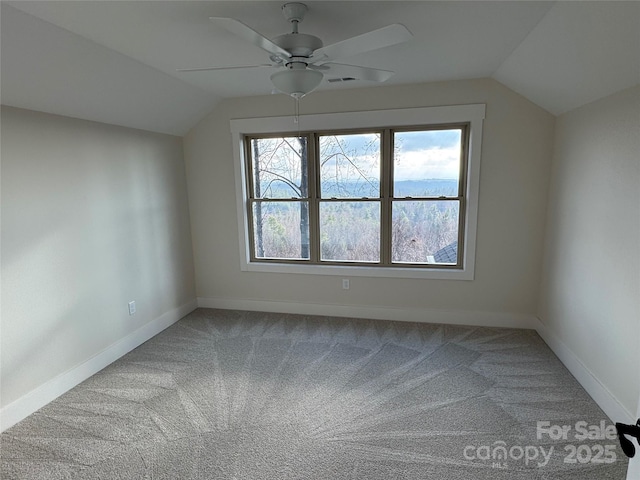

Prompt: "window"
[231,105,485,280]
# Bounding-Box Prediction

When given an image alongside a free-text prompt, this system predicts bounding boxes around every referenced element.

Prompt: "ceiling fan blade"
[177,64,272,72]
[311,24,412,64]
[319,63,395,83]
[210,17,290,59]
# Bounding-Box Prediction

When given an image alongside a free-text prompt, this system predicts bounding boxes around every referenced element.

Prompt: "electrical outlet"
[342,279,350,290]
[128,301,136,316]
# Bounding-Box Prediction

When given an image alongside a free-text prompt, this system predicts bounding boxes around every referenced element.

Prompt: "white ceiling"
[2,1,639,136]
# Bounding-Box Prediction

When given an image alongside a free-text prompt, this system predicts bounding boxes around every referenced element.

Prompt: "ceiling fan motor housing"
[273,33,323,59]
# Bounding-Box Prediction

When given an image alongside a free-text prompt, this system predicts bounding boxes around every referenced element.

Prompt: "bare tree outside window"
[246,126,466,267]
[250,136,309,259]
[319,133,381,262]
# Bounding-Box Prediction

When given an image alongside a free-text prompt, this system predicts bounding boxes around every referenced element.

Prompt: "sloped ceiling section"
[494,1,640,115]
[2,1,554,98]
[1,5,219,136]
[1,1,639,135]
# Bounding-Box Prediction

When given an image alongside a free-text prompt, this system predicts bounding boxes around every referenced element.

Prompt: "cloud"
[394,146,460,180]
[318,131,461,183]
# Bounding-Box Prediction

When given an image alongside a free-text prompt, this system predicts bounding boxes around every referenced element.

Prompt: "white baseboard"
[0,299,198,432]
[629,452,640,480]
[628,401,640,480]
[197,297,540,330]
[534,318,635,424]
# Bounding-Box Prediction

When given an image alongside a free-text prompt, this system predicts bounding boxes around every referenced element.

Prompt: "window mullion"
[381,129,392,266]
[245,138,257,261]
[455,124,470,268]
[308,132,321,263]
[456,197,466,268]
[245,136,256,200]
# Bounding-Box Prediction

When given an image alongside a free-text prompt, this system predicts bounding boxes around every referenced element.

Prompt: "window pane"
[250,137,308,199]
[320,201,380,262]
[392,200,459,264]
[393,130,461,197]
[319,133,380,198]
[252,201,310,259]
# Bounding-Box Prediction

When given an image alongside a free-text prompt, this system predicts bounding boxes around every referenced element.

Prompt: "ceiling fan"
[178,2,412,98]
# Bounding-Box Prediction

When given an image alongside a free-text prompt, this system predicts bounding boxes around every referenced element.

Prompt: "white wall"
[628,394,640,479]
[184,79,555,322]
[1,107,197,414]
[539,85,640,420]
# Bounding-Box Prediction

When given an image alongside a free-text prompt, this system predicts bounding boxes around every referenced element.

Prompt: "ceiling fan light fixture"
[270,68,323,98]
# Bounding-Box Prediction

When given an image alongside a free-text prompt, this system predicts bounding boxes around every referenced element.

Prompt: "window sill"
[241,260,474,280]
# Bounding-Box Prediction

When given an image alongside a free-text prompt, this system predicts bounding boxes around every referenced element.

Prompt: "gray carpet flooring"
[1,308,629,479]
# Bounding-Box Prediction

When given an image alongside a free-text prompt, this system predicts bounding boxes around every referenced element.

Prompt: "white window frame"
[231,104,485,280]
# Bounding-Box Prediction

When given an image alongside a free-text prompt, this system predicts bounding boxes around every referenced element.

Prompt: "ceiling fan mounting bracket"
[281,3,308,25]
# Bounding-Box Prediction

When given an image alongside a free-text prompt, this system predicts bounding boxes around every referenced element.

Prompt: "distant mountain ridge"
[392,179,458,197]
[261,178,459,198]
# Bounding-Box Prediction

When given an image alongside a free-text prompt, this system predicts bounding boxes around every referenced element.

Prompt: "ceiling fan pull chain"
[294,96,300,125]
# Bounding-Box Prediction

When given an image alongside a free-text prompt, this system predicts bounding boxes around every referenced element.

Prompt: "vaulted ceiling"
[2,1,638,135]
